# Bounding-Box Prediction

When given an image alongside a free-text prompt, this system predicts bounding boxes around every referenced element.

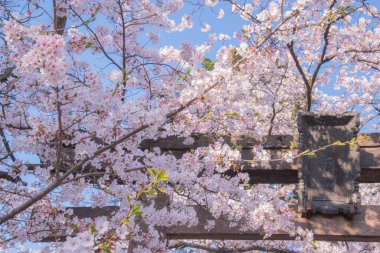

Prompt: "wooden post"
[297,112,361,217]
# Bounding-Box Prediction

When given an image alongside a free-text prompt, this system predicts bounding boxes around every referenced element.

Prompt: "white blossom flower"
[78,231,94,248]
[252,145,271,163]
[182,137,195,145]
[217,9,225,19]
[109,70,122,83]
[218,33,231,40]
[231,4,240,14]
[201,23,211,32]
[240,4,253,20]
[205,0,218,7]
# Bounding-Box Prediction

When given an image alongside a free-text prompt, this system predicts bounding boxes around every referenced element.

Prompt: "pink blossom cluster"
[0,0,379,252]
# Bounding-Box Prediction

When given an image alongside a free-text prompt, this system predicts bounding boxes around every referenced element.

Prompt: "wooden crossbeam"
[39,205,380,242]
[166,205,380,242]
[223,147,380,184]
[35,133,380,243]
[55,133,379,184]
[143,133,380,184]
[140,133,380,150]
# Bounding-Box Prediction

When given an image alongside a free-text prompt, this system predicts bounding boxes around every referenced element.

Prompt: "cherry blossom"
[217,9,224,19]
[0,0,378,253]
[200,23,211,33]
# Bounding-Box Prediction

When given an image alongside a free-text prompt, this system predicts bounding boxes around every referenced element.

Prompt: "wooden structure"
[34,112,380,250]
[297,112,361,217]
[37,131,380,244]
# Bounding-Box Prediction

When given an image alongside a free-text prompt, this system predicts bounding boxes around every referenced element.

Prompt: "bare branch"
[171,241,297,253]
[0,67,15,83]
[0,128,15,162]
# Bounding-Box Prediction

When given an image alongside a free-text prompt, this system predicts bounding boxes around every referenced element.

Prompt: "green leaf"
[233,145,243,151]
[126,69,133,76]
[202,58,215,71]
[132,205,141,212]
[224,111,238,119]
[229,48,243,65]
[103,247,112,253]
[126,193,131,204]
[156,186,166,193]
[85,41,94,48]
[145,189,157,195]
[70,223,80,232]
[244,184,252,190]
[132,205,144,216]
[112,82,121,96]
[121,217,130,225]
[148,167,158,178]
[90,224,97,234]
[158,168,169,181]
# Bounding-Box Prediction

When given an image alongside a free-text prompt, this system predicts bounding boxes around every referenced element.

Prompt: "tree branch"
[53,0,67,35]
[0,171,25,185]
[54,89,63,178]
[0,9,297,225]
[0,67,15,83]
[69,7,123,70]
[286,41,311,110]
[0,79,220,225]
[171,241,297,253]
[0,128,15,162]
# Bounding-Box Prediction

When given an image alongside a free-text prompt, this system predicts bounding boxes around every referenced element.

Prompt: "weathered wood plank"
[140,135,294,150]
[54,133,380,185]
[33,131,380,244]
[58,146,380,185]
[359,133,380,148]
[360,147,380,169]
[166,205,380,242]
[170,147,379,168]
[140,133,379,150]
[70,206,119,218]
[40,205,380,242]
[225,165,298,184]
[169,146,380,184]
[142,133,380,184]
[54,147,380,186]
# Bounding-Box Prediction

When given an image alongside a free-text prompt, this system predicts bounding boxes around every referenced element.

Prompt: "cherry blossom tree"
[0,0,379,252]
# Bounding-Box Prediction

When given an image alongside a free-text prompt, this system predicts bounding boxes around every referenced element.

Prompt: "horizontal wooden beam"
[141,133,380,150]
[39,205,380,242]
[55,133,380,184]
[166,205,380,242]
[194,146,379,184]
[155,133,380,184]
[34,133,380,243]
